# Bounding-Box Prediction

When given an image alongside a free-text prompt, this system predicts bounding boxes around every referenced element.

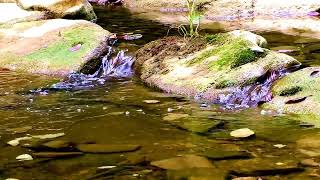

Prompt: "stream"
[1,6,320,179]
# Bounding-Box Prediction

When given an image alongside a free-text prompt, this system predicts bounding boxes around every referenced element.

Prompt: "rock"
[41,140,76,151]
[16,0,97,21]
[6,126,32,134]
[163,113,190,121]
[151,155,214,170]
[7,133,65,146]
[135,31,300,102]
[16,154,33,161]
[273,144,286,148]
[297,135,320,157]
[0,3,47,25]
[76,144,141,154]
[143,100,160,104]
[230,128,255,138]
[32,152,83,158]
[167,168,228,180]
[271,46,301,55]
[300,159,320,167]
[263,67,320,121]
[201,150,252,160]
[0,19,111,76]
[228,158,303,176]
[7,136,32,146]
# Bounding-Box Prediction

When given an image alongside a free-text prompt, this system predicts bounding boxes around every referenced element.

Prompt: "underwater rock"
[151,155,214,170]
[16,0,97,21]
[76,144,141,153]
[16,154,33,161]
[32,152,83,158]
[263,67,320,120]
[228,158,303,176]
[297,135,320,157]
[167,168,228,180]
[7,133,65,146]
[230,128,255,138]
[135,31,300,108]
[0,19,111,76]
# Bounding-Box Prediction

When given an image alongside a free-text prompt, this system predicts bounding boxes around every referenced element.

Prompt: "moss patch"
[188,37,257,70]
[23,25,103,72]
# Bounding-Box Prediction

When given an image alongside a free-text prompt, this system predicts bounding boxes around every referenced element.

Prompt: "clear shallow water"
[1,6,320,180]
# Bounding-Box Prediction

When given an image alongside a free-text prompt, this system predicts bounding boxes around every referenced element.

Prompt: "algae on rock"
[0,19,111,76]
[263,67,320,118]
[135,30,300,101]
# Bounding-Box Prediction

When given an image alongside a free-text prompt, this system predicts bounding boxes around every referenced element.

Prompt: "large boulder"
[263,67,320,120]
[0,3,47,25]
[134,31,300,102]
[16,0,97,21]
[0,19,111,76]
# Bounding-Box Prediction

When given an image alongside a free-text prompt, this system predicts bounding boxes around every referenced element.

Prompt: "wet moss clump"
[189,37,257,70]
[24,26,104,71]
[279,86,303,96]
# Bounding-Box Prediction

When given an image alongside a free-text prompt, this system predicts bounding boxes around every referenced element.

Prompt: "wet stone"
[228,158,304,176]
[200,150,252,160]
[297,136,320,157]
[151,155,214,170]
[143,100,160,104]
[230,128,255,138]
[6,126,32,134]
[32,152,83,159]
[42,140,76,151]
[76,144,141,154]
[167,168,228,180]
[300,159,320,167]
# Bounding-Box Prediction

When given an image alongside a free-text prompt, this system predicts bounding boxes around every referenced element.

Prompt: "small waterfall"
[31,47,134,93]
[213,70,286,109]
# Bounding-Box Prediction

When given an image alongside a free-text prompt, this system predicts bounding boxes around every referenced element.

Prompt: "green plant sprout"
[178,0,201,38]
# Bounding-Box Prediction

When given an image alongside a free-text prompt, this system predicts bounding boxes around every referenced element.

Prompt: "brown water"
[1,6,320,180]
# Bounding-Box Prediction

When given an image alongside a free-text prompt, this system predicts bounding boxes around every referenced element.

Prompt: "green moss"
[24,26,103,71]
[215,79,236,89]
[205,33,228,44]
[188,37,257,70]
[279,86,303,96]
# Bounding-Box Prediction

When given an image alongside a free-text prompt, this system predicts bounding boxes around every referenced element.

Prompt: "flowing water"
[1,6,320,179]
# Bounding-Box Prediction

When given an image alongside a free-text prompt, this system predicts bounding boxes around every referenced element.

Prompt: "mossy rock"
[263,67,320,118]
[135,30,300,101]
[16,0,97,21]
[0,19,111,76]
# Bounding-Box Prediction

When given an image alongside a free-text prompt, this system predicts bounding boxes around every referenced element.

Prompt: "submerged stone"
[228,158,303,176]
[135,31,300,107]
[16,154,33,161]
[76,144,141,154]
[167,168,228,180]
[32,152,83,158]
[151,155,214,170]
[230,128,255,138]
[0,19,111,76]
[201,150,252,160]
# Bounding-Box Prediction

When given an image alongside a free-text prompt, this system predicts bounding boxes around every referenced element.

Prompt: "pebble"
[143,100,160,104]
[274,144,286,148]
[16,154,33,161]
[97,166,117,169]
[230,128,255,138]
